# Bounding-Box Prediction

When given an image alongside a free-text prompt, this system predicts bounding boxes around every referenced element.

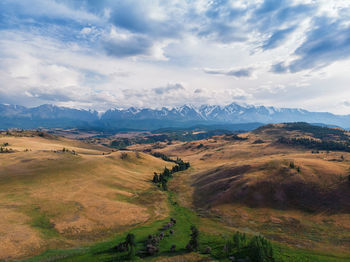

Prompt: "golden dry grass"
[0,133,172,260]
[131,126,350,255]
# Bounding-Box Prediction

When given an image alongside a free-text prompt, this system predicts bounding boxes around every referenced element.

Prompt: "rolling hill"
[0,130,172,260]
[129,123,350,257]
[2,123,350,261]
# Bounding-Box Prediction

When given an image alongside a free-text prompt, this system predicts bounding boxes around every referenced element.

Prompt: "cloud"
[204,67,255,78]
[288,16,350,72]
[252,0,314,32]
[25,88,72,102]
[226,68,254,77]
[194,1,248,43]
[153,83,185,95]
[109,1,182,39]
[344,101,350,107]
[272,16,350,73]
[262,26,296,50]
[1,0,350,114]
[270,62,288,73]
[0,0,100,24]
[102,28,153,57]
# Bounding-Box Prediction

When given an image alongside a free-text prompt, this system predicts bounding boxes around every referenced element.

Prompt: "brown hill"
[0,132,172,260]
[193,161,350,213]
[131,123,350,253]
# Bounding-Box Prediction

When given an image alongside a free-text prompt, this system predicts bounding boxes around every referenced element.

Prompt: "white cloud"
[0,0,350,114]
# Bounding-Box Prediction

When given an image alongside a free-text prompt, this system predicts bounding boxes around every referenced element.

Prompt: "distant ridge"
[1,103,349,130]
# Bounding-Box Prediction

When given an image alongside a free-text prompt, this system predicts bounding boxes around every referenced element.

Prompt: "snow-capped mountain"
[0,104,99,129]
[1,103,350,130]
[101,103,349,127]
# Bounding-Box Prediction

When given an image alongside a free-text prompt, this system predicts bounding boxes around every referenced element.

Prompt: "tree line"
[282,122,349,141]
[114,220,198,259]
[114,228,275,261]
[152,157,190,191]
[222,231,275,262]
[277,136,350,152]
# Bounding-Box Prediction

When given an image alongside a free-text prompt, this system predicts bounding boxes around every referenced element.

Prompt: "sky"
[1,0,350,114]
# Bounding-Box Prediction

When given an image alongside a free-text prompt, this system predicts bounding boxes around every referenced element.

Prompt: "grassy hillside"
[0,131,173,260]
[23,161,350,262]
[128,123,350,257]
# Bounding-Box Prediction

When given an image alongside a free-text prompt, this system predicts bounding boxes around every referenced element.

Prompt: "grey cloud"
[204,67,254,78]
[270,62,288,73]
[289,17,350,72]
[262,26,296,50]
[197,23,247,43]
[227,68,254,77]
[153,83,185,95]
[232,95,247,100]
[272,16,350,73]
[344,101,350,107]
[109,1,182,39]
[252,0,314,32]
[103,34,153,57]
[27,90,72,102]
[194,0,248,44]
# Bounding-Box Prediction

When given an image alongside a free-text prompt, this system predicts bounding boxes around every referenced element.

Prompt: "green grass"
[274,245,350,262]
[25,205,59,238]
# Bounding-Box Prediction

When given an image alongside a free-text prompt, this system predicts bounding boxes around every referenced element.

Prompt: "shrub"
[120,152,128,160]
[289,162,295,169]
[249,236,275,262]
[203,246,211,254]
[135,151,141,158]
[233,231,248,252]
[152,173,159,183]
[223,240,234,256]
[145,234,160,255]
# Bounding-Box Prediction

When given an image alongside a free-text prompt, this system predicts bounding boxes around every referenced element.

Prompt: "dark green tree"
[248,236,274,262]
[223,239,234,256]
[152,173,159,183]
[163,167,171,177]
[289,162,295,169]
[233,231,247,252]
[125,233,136,259]
[161,180,168,191]
[186,225,199,251]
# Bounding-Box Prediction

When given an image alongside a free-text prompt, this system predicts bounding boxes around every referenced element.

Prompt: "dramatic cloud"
[289,17,350,72]
[0,0,350,113]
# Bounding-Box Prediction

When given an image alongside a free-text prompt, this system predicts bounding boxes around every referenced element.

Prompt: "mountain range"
[1,103,349,131]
